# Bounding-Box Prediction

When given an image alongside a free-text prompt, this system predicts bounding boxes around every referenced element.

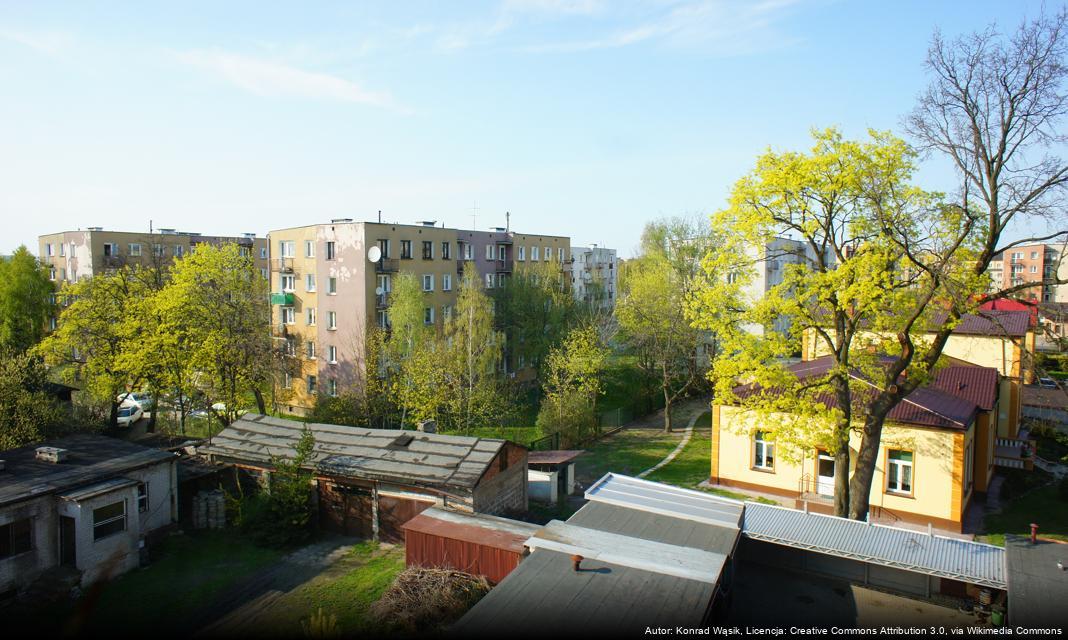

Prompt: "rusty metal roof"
[526,450,584,465]
[402,507,540,554]
[931,366,999,411]
[199,414,506,490]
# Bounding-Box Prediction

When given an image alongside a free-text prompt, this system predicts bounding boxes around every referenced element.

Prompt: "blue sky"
[0,1,1061,257]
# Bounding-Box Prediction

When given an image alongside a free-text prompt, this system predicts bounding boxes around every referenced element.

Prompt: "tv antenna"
[470,201,479,230]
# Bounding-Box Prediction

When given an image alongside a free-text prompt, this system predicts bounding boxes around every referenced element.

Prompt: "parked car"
[211,402,249,418]
[1038,377,1058,389]
[116,403,144,427]
[117,391,155,412]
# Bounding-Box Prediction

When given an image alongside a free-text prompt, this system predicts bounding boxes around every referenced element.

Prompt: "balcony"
[270,292,295,305]
[375,258,399,273]
[376,292,390,309]
[994,431,1036,470]
[494,259,513,273]
[272,257,295,273]
[101,255,126,269]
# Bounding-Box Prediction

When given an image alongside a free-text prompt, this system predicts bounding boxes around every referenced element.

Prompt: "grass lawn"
[980,482,1068,546]
[248,542,405,636]
[453,425,546,445]
[575,427,682,484]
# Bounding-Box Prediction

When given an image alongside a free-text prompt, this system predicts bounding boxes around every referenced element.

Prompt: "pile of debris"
[370,568,490,633]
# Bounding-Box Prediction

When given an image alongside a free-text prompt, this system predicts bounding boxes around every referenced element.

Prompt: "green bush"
[1059,475,1068,502]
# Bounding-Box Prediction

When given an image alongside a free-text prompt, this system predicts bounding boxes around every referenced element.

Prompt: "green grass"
[980,482,1068,547]
[1034,430,1068,464]
[575,427,682,484]
[644,411,713,487]
[456,425,546,445]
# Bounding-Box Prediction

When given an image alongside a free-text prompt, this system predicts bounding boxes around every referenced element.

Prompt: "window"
[1031,251,1039,259]
[279,240,295,258]
[377,310,389,328]
[0,518,32,558]
[46,243,54,257]
[69,242,75,257]
[93,500,127,541]
[281,307,295,325]
[281,275,295,291]
[328,311,337,330]
[175,244,185,258]
[260,246,268,259]
[753,431,774,470]
[261,268,269,280]
[443,274,452,291]
[422,274,434,292]
[328,277,337,294]
[326,241,336,260]
[886,450,913,494]
[463,242,474,260]
[1030,265,1038,273]
[305,240,315,258]
[329,379,338,397]
[103,242,118,257]
[518,246,525,261]
[377,274,392,293]
[401,240,413,259]
[498,245,506,261]
[306,341,316,359]
[137,482,149,513]
[307,375,317,395]
[283,338,296,356]
[152,243,164,257]
[485,273,494,288]
[485,244,494,260]
[378,239,391,258]
[424,307,435,325]
[443,305,452,320]
[422,241,433,259]
[283,372,292,389]
[306,307,316,325]
[328,345,337,363]
[531,246,539,261]
[544,247,551,261]
[441,241,451,259]
[558,248,565,261]
[49,268,56,281]
[306,274,316,292]
[128,243,142,257]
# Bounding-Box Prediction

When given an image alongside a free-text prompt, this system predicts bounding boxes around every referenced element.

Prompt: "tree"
[493,260,576,382]
[0,247,55,354]
[0,351,69,449]
[536,325,610,446]
[232,427,315,547]
[616,216,716,432]
[385,272,433,429]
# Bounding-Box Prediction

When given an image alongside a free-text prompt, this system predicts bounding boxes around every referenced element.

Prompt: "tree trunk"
[831,374,852,518]
[849,411,889,520]
[662,364,672,433]
[147,390,159,433]
[254,388,267,415]
[109,401,119,428]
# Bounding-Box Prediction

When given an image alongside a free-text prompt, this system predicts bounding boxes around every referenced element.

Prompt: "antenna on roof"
[378,210,382,223]
[506,211,510,232]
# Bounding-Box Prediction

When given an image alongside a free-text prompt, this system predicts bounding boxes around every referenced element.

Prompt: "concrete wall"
[472,444,528,515]
[527,469,558,503]
[58,484,142,587]
[0,496,57,595]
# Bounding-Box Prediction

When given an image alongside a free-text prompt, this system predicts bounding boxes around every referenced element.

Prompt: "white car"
[116,403,144,427]
[117,391,154,412]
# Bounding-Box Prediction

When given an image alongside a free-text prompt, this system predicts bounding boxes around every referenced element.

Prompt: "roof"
[938,310,1032,337]
[526,450,584,465]
[1006,535,1068,627]
[584,472,744,530]
[402,507,540,554]
[451,549,716,635]
[931,366,1000,411]
[199,414,510,490]
[0,434,175,508]
[58,477,139,502]
[742,502,1006,588]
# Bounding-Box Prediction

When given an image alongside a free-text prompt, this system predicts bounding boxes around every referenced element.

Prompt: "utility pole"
[470,201,479,230]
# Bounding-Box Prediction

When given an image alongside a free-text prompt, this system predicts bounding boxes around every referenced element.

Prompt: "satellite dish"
[375,286,384,296]
[367,245,382,262]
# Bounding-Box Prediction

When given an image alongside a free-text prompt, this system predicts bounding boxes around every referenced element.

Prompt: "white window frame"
[485,244,494,260]
[305,240,315,258]
[328,277,337,295]
[753,431,774,470]
[531,246,539,261]
[424,306,435,325]
[485,273,494,289]
[443,274,452,291]
[282,307,295,325]
[328,345,337,364]
[306,274,316,292]
[128,243,142,257]
[328,311,337,330]
[463,242,473,260]
[329,379,338,397]
[306,341,316,359]
[137,482,149,513]
[518,246,525,261]
[306,307,316,326]
[886,449,914,495]
[92,500,127,541]
[307,375,317,395]
[279,240,295,258]
[422,274,434,292]
[281,275,295,292]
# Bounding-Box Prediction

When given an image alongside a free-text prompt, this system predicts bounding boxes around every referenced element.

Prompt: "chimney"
[1031,523,1039,544]
[571,554,583,571]
[417,420,437,434]
[35,447,69,463]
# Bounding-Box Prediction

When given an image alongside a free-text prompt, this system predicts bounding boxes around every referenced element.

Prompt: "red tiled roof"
[931,366,999,411]
[934,310,1032,337]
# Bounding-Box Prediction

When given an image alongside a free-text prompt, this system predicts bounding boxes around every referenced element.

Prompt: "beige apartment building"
[38,227,269,285]
[989,243,1065,303]
[267,218,570,415]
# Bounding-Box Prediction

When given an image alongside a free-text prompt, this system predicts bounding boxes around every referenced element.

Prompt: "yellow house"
[710,357,1003,533]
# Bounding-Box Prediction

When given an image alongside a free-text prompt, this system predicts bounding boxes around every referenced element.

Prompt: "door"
[318,482,373,538]
[377,495,433,543]
[59,516,76,567]
[817,450,835,497]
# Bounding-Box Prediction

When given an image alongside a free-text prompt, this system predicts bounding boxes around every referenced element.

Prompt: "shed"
[199,414,528,542]
[402,507,540,584]
[526,450,582,504]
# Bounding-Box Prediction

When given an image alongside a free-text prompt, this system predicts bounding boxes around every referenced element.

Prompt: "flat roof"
[742,502,1007,588]
[402,507,540,554]
[59,477,139,502]
[1006,535,1068,627]
[200,414,510,490]
[526,450,584,465]
[584,472,744,530]
[0,434,175,508]
[567,500,740,555]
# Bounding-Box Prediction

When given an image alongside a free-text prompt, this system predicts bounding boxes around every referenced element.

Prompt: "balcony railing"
[272,257,295,273]
[994,433,1036,470]
[101,255,126,269]
[270,292,295,305]
[494,259,513,273]
[376,292,390,308]
[375,258,399,273]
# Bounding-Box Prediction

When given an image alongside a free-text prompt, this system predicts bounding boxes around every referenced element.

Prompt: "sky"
[0,0,1063,258]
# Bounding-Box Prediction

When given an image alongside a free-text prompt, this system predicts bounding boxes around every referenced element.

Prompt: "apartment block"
[267,219,570,415]
[990,244,1064,303]
[736,236,823,337]
[38,227,269,284]
[569,245,617,309]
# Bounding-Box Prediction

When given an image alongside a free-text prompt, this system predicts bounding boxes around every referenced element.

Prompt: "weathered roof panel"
[1005,535,1068,627]
[585,472,744,529]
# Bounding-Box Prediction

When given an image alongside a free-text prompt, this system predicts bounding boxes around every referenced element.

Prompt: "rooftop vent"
[418,220,437,227]
[492,227,507,232]
[331,218,353,224]
[392,434,415,448]
[35,447,69,463]
[243,232,257,238]
[87,226,103,232]
[158,228,177,235]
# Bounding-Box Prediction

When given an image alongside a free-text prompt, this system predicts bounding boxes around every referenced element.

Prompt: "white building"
[570,245,618,309]
[737,236,822,338]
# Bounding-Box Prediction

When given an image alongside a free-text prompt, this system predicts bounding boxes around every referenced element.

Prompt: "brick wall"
[472,444,528,515]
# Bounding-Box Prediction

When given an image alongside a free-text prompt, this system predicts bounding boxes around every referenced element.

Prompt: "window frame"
[92,499,127,541]
[0,518,33,559]
[752,431,775,472]
[885,449,915,497]
[137,482,149,514]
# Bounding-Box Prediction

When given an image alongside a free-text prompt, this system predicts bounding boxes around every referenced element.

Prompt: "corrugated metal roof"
[567,501,740,556]
[742,502,1007,588]
[931,366,999,411]
[584,472,744,529]
[199,414,507,490]
[402,507,540,553]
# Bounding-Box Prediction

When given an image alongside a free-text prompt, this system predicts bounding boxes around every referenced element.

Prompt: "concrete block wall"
[0,496,56,595]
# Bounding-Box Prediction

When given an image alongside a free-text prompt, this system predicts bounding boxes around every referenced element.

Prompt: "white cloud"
[176,49,410,114]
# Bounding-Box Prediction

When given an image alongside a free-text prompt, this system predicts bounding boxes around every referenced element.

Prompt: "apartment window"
[175,245,185,258]
[152,243,164,257]
[498,245,506,261]
[424,307,435,325]
[260,268,269,280]
[441,241,451,259]
[306,341,316,359]
[307,375,317,395]
[260,246,267,259]
[125,243,141,257]
[886,450,913,494]
[328,277,337,294]
[326,241,336,260]
[496,273,506,288]
[485,273,494,289]
[239,246,250,257]
[531,246,539,261]
[1030,265,1038,273]
[305,240,315,258]
[558,248,565,261]
[279,240,295,258]
[753,431,774,471]
[49,317,57,331]
[377,274,392,293]
[137,482,149,513]
[518,246,525,261]
[328,311,337,330]
[306,307,316,325]
[463,242,473,260]
[284,339,296,358]
[401,240,413,259]
[544,247,551,261]
[59,244,66,257]
[306,274,316,292]
[93,500,127,541]
[328,345,337,363]
[329,379,338,397]
[0,518,32,558]
[1031,251,1039,259]
[281,275,295,292]
[378,239,391,258]
[49,268,56,281]
[443,305,452,320]
[377,310,389,328]
[283,372,292,389]
[422,274,434,292]
[45,243,54,257]
[443,274,452,291]
[281,307,295,325]
[69,242,75,257]
[422,241,433,260]
[485,244,494,260]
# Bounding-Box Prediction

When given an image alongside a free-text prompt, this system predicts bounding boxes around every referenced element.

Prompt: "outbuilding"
[402,507,540,583]
[526,450,582,504]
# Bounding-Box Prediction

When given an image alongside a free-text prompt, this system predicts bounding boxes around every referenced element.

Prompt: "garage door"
[378,494,434,543]
[318,482,373,538]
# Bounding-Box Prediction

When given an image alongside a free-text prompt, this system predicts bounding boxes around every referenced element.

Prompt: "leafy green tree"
[0,247,55,354]
[385,272,433,428]
[0,351,70,449]
[494,260,576,381]
[233,428,315,547]
[536,325,610,446]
